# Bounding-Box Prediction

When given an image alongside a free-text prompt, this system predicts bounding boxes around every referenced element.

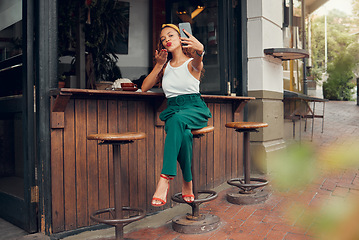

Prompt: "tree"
[310,9,359,100]
[323,53,355,100]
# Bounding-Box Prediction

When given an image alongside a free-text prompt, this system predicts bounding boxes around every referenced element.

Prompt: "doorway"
[161,0,246,95]
[0,0,37,233]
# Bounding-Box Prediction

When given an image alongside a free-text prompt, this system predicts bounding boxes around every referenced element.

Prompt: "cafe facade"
[0,0,327,236]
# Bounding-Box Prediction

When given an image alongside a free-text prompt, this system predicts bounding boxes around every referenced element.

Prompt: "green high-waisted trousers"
[159,93,212,182]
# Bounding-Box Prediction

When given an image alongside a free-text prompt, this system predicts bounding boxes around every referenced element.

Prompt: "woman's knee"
[182,129,193,142]
[165,114,186,131]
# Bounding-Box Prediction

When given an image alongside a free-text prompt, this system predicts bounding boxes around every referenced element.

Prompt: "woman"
[141,24,211,207]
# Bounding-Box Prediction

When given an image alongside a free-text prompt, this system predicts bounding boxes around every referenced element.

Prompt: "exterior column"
[246,0,286,173]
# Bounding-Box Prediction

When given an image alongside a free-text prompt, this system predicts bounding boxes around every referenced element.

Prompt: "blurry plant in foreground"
[269,141,359,240]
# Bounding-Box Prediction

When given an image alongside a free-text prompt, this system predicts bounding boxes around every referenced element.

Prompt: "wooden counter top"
[50,88,254,127]
[51,88,255,101]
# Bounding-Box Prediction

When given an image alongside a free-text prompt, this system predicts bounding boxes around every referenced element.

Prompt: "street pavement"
[5,100,359,240]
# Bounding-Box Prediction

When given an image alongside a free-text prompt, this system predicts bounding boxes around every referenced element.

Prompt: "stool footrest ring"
[227,178,268,192]
[171,190,218,205]
[90,207,146,226]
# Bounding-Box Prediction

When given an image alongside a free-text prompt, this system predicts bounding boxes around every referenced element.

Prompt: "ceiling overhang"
[305,0,329,15]
[264,48,309,60]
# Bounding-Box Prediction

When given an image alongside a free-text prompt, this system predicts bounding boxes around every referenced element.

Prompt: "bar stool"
[171,126,220,234]
[87,132,146,240]
[225,122,269,205]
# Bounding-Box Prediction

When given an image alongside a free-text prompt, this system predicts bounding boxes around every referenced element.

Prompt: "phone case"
[179,22,192,38]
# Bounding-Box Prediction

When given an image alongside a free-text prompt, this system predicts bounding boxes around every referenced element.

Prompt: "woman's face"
[160,27,181,51]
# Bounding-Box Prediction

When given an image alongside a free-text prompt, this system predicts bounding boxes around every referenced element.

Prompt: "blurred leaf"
[318,141,359,171]
[270,143,318,192]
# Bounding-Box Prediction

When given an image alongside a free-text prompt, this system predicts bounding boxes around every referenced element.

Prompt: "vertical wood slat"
[127,101,138,208]
[107,100,118,208]
[75,99,88,227]
[51,97,245,233]
[213,103,221,186]
[51,128,64,232]
[219,104,227,184]
[97,100,110,217]
[199,130,207,190]
[63,100,76,230]
[118,101,129,209]
[224,104,231,178]
[137,102,147,210]
[86,100,98,225]
[146,102,155,210]
[206,103,214,189]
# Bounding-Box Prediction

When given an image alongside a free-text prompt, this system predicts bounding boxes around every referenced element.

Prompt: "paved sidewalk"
[8,100,359,240]
[67,101,359,240]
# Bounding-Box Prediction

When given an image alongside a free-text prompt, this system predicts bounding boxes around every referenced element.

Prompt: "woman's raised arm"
[141,49,168,92]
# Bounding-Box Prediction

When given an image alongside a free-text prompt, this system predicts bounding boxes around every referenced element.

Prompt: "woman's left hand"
[181,29,204,55]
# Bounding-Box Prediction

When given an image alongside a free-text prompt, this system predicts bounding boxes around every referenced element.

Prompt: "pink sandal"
[151,174,174,207]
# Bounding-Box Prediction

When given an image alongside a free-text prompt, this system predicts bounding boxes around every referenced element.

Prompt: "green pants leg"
[161,114,194,182]
[160,94,212,182]
[177,129,193,182]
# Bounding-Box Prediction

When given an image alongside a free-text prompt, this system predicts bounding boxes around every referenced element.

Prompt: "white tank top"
[162,58,200,98]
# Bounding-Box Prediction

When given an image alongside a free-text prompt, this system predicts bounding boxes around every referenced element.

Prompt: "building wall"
[116,0,151,80]
[247,0,286,173]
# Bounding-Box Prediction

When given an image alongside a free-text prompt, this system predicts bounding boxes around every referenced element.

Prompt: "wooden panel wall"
[50,96,243,233]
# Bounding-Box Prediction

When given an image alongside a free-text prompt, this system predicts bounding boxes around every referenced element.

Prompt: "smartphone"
[179,22,192,38]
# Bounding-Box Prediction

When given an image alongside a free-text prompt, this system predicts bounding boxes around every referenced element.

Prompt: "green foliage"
[84,0,128,81]
[58,0,128,82]
[323,53,355,100]
[310,9,359,100]
[270,143,317,192]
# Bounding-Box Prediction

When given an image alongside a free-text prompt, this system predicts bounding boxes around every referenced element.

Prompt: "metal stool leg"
[89,141,146,240]
[171,129,220,234]
[226,129,269,205]
[113,145,124,240]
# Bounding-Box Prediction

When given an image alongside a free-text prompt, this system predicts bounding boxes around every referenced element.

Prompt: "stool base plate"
[172,214,220,234]
[96,238,132,240]
[226,188,270,205]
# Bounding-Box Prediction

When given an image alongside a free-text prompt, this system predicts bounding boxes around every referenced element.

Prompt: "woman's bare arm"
[141,49,168,92]
[181,29,204,77]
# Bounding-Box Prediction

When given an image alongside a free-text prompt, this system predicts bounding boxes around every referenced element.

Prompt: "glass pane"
[169,0,220,93]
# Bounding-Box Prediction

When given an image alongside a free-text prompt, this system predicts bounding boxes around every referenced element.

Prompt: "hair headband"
[161,24,180,34]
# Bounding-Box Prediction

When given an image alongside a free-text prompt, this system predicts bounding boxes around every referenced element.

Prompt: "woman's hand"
[180,29,204,56]
[141,49,168,92]
[155,49,168,66]
[181,29,204,78]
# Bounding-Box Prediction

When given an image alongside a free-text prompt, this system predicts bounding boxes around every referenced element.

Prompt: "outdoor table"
[283,90,328,141]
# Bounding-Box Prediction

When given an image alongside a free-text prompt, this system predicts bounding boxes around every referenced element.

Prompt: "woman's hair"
[155,25,204,84]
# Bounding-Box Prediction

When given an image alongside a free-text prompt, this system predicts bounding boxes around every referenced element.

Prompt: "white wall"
[0,0,22,31]
[116,0,151,80]
[247,0,284,93]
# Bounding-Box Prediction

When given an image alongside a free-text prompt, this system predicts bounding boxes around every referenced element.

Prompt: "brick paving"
[120,101,359,240]
[9,101,359,240]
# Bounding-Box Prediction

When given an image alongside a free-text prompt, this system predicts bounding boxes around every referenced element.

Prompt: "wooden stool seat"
[171,125,220,234]
[87,132,146,240]
[191,125,215,137]
[87,132,146,143]
[225,122,268,130]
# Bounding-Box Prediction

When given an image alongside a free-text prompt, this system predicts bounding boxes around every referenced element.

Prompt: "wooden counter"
[50,88,254,233]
